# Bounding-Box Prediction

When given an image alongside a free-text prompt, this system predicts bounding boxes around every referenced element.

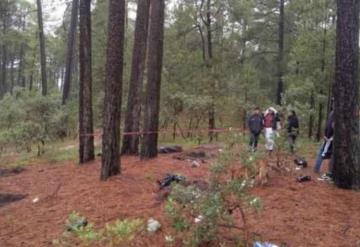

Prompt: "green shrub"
[165,130,262,246]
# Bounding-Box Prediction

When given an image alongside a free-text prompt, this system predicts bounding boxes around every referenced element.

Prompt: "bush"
[165,130,262,246]
[0,88,78,156]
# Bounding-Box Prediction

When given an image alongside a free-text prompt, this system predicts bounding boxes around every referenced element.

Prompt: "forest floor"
[0,143,360,247]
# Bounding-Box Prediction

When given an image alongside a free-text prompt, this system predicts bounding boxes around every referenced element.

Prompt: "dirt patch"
[0,151,359,247]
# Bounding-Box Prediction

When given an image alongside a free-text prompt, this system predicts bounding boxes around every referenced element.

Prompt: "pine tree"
[140,0,165,159]
[101,0,125,180]
[332,0,360,189]
[122,0,150,155]
[79,0,95,164]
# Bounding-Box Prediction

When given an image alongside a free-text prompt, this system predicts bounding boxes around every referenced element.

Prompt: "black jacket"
[325,111,334,138]
[287,115,299,135]
[248,113,263,134]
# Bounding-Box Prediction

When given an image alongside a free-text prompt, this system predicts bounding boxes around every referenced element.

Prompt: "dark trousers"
[288,134,297,153]
[249,132,260,150]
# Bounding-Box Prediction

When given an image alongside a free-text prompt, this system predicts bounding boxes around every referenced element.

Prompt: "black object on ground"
[0,193,27,208]
[297,175,311,183]
[0,167,25,177]
[294,157,308,167]
[159,146,183,154]
[157,174,185,189]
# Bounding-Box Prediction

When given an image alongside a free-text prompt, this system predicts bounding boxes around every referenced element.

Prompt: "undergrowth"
[52,211,144,246]
[165,130,262,246]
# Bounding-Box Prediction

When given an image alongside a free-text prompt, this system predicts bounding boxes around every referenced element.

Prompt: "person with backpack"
[247,107,264,152]
[287,110,299,153]
[314,110,334,178]
[263,107,280,154]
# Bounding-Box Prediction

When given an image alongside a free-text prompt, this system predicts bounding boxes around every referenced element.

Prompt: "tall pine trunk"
[101,0,125,180]
[205,0,215,142]
[332,0,360,189]
[62,0,79,105]
[36,0,47,96]
[316,20,328,142]
[308,90,315,138]
[276,0,285,105]
[79,0,94,164]
[140,0,165,159]
[121,0,150,155]
[17,14,26,88]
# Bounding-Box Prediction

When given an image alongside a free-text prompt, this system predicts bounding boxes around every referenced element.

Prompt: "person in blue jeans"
[314,111,334,174]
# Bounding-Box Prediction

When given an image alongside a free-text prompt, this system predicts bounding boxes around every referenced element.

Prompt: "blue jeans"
[314,143,325,173]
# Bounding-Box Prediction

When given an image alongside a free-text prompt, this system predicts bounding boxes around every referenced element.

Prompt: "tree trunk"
[316,102,323,142]
[0,8,8,97]
[0,44,7,97]
[121,0,150,155]
[276,0,285,105]
[17,14,26,88]
[79,0,95,164]
[333,0,360,189]
[308,91,315,139]
[62,0,79,105]
[205,0,215,142]
[140,0,165,159]
[36,0,48,96]
[101,0,125,180]
[9,57,14,94]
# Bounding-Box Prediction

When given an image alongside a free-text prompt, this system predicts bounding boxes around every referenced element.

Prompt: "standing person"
[314,110,334,175]
[263,107,279,154]
[287,110,299,153]
[247,107,263,152]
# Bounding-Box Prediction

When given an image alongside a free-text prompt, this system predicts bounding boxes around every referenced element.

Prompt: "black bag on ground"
[294,157,307,167]
[157,174,185,189]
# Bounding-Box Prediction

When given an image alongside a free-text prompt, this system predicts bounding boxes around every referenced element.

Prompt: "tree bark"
[276,0,285,105]
[333,0,360,189]
[9,56,14,94]
[205,0,215,142]
[36,0,48,96]
[79,0,95,164]
[308,90,315,139]
[121,0,150,155]
[140,0,165,159]
[17,14,26,88]
[62,0,79,105]
[101,0,125,180]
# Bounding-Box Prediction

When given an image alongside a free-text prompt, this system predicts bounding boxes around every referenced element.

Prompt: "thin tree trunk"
[276,0,285,105]
[205,0,215,142]
[316,17,328,142]
[101,0,125,180]
[79,0,95,164]
[62,0,79,105]
[121,0,150,155]
[140,0,165,159]
[9,57,14,94]
[308,91,315,139]
[36,0,48,96]
[1,44,7,96]
[17,14,26,88]
[333,0,360,189]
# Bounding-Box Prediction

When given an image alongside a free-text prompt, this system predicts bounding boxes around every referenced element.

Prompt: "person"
[314,111,334,176]
[247,107,263,152]
[263,107,280,154]
[287,110,299,153]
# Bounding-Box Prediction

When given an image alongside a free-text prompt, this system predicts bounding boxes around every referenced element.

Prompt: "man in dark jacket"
[287,110,299,153]
[248,107,263,152]
[314,111,334,174]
